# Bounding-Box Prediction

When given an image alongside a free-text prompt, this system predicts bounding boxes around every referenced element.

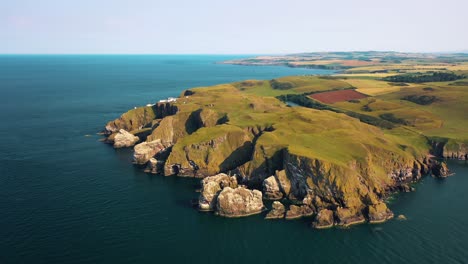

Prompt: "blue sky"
[1,0,467,54]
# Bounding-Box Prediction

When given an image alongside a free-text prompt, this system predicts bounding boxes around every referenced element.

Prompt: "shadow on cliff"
[226,148,285,189]
[185,109,203,135]
[219,142,254,173]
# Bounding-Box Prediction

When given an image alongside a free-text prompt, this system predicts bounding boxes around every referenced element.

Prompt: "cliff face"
[443,142,468,160]
[430,138,468,160]
[105,103,177,134]
[164,125,254,177]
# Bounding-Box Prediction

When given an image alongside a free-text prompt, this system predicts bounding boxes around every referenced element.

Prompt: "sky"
[1,0,467,54]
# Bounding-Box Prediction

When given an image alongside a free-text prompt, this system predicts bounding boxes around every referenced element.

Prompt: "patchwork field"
[309,89,368,104]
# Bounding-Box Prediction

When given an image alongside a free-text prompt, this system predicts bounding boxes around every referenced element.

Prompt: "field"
[309,89,368,104]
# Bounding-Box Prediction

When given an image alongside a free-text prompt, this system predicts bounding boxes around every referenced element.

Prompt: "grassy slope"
[164,75,432,172]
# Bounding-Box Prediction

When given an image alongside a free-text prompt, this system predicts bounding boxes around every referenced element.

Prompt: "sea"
[0,55,467,264]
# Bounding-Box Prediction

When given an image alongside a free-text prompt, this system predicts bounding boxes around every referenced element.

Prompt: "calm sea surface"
[0,55,467,264]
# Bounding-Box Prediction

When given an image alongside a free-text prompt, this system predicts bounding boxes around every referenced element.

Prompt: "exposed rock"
[113,129,139,148]
[285,204,314,220]
[442,141,468,160]
[265,201,286,219]
[144,158,159,174]
[399,184,415,192]
[367,202,394,223]
[301,205,315,217]
[313,209,334,229]
[431,161,451,178]
[263,176,283,200]
[397,214,407,220]
[216,187,264,217]
[275,170,291,197]
[285,205,303,220]
[198,173,238,211]
[335,207,366,227]
[389,167,416,183]
[133,140,168,165]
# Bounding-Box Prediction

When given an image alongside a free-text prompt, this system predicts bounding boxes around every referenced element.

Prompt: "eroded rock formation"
[198,173,238,211]
[216,187,264,217]
[265,201,286,219]
[113,129,139,148]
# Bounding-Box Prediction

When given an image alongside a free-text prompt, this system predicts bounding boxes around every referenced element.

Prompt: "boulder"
[262,176,283,200]
[335,207,365,227]
[397,214,407,220]
[367,202,394,223]
[133,140,168,165]
[113,129,139,148]
[313,209,334,229]
[285,204,314,220]
[198,173,237,211]
[265,201,286,219]
[216,187,264,217]
[144,158,159,174]
[285,205,302,220]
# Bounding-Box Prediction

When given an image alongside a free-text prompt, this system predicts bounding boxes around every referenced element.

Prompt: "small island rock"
[216,187,263,217]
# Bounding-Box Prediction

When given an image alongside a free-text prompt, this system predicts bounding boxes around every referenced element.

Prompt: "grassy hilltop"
[104,51,468,227]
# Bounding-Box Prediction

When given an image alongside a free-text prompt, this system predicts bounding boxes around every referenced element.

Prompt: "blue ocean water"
[0,55,467,264]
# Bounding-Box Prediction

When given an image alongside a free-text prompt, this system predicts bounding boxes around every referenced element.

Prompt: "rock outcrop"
[113,129,139,148]
[198,173,238,211]
[313,209,334,229]
[431,161,451,178]
[285,204,314,220]
[262,176,283,200]
[335,207,366,227]
[265,201,286,219]
[133,140,168,165]
[216,187,264,217]
[144,158,159,174]
[367,202,394,223]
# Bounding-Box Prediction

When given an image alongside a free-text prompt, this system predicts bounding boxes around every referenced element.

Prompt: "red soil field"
[310,90,368,104]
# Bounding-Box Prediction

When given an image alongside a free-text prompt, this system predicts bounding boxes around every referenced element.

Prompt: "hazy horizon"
[2,0,467,54]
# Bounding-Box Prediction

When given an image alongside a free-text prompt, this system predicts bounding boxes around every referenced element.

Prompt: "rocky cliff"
[103,80,456,229]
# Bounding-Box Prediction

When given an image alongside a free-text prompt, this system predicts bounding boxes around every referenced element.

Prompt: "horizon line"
[1,50,467,56]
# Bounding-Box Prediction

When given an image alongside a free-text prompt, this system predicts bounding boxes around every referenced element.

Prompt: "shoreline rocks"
[198,173,238,211]
[265,201,286,219]
[367,202,394,223]
[113,129,139,148]
[335,207,366,227]
[133,140,168,165]
[216,187,264,217]
[313,209,334,229]
[285,204,314,220]
[262,176,283,200]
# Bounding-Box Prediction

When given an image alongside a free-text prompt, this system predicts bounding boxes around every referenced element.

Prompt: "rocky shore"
[102,86,456,229]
